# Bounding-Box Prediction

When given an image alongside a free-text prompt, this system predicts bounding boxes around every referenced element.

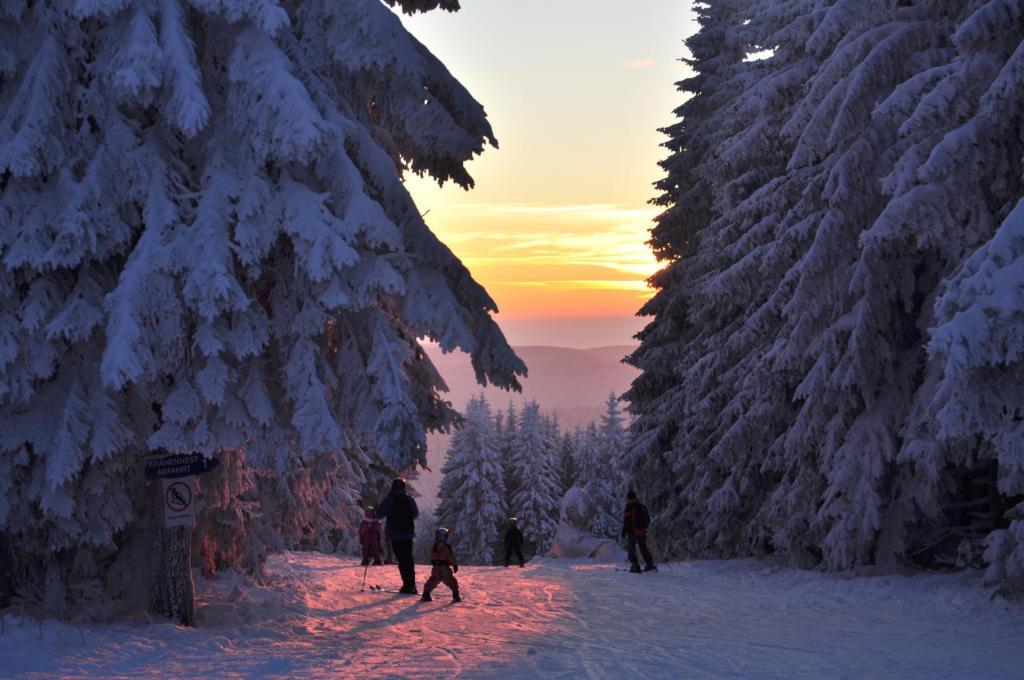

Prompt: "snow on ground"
[2,552,1023,678]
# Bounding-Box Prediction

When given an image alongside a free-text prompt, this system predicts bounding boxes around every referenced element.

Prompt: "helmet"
[391,478,407,492]
[435,527,450,542]
[508,517,518,524]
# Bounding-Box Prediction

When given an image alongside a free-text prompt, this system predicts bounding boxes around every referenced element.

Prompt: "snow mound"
[547,486,626,561]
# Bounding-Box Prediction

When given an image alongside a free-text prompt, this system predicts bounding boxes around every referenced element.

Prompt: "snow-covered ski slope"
[2,552,1022,678]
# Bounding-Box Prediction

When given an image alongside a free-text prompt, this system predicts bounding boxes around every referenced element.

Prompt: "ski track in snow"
[2,552,1023,678]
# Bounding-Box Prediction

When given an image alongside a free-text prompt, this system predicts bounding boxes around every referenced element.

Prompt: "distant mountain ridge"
[426,344,638,429]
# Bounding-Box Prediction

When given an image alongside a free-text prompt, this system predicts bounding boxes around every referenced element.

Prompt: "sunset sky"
[396,1,698,348]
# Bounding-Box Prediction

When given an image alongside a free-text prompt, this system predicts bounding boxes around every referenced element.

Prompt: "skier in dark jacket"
[503,517,525,567]
[375,478,420,594]
[622,490,656,573]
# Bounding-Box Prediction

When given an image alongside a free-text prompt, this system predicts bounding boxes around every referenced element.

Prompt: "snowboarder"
[421,527,461,602]
[375,478,420,594]
[358,506,383,566]
[622,490,656,573]
[503,517,525,567]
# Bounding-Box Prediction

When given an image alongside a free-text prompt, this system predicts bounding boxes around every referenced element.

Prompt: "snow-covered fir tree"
[508,401,560,554]
[557,428,580,494]
[591,393,628,535]
[598,393,628,491]
[0,0,524,615]
[498,401,519,521]
[628,0,1024,594]
[574,422,617,538]
[435,395,506,565]
[543,413,566,499]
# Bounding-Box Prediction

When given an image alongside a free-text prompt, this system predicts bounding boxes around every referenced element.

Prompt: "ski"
[364,585,423,594]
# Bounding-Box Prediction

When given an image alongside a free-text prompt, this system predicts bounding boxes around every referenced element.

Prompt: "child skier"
[421,527,461,602]
[358,506,383,566]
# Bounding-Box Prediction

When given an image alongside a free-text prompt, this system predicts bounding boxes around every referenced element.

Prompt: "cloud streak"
[626,57,657,69]
[445,201,657,221]
[436,202,661,289]
[422,200,662,318]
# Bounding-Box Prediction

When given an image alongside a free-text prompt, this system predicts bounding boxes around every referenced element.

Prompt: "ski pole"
[360,562,369,592]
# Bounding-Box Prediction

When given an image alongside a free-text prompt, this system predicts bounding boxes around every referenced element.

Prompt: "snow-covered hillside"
[3,551,1022,678]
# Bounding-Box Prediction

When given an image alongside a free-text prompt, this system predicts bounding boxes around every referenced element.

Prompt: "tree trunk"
[0,533,15,608]
[147,480,196,626]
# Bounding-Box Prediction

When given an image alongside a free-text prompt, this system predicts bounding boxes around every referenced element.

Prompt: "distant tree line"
[435,394,630,564]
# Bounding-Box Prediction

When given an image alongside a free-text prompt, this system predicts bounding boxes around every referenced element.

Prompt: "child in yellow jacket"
[421,527,461,602]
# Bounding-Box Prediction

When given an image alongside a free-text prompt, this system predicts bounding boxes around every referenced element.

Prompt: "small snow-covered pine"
[435,395,506,565]
[498,401,520,522]
[594,392,628,534]
[508,402,561,554]
[574,423,618,539]
[557,428,580,495]
[543,413,566,499]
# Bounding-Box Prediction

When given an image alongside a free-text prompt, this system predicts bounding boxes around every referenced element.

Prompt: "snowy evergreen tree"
[598,393,628,492]
[543,413,566,499]
[628,0,1024,594]
[508,402,560,554]
[0,0,524,616]
[590,393,628,536]
[557,428,580,494]
[435,395,506,565]
[498,401,519,521]
[574,422,616,538]
[910,1,1024,595]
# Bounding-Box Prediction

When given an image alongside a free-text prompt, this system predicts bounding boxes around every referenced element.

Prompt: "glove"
[452,564,459,573]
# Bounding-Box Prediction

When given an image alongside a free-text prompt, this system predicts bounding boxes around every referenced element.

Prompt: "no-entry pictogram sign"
[163,478,196,528]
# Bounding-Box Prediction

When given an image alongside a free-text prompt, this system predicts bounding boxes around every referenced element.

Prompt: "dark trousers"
[504,543,524,566]
[361,539,381,565]
[423,564,459,597]
[627,534,653,568]
[391,538,416,589]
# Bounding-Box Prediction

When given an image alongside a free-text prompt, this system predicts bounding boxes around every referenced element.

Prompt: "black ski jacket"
[622,499,650,538]
[374,490,419,540]
[504,525,524,547]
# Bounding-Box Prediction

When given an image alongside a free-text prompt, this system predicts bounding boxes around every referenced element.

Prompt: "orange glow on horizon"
[408,195,663,323]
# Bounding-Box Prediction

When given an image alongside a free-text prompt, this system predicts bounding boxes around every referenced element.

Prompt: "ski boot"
[629,564,643,573]
[452,591,462,603]
[419,592,432,602]
[643,564,658,572]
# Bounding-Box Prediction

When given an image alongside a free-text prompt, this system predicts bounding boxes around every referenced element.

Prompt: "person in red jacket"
[358,506,383,566]
[622,490,657,573]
